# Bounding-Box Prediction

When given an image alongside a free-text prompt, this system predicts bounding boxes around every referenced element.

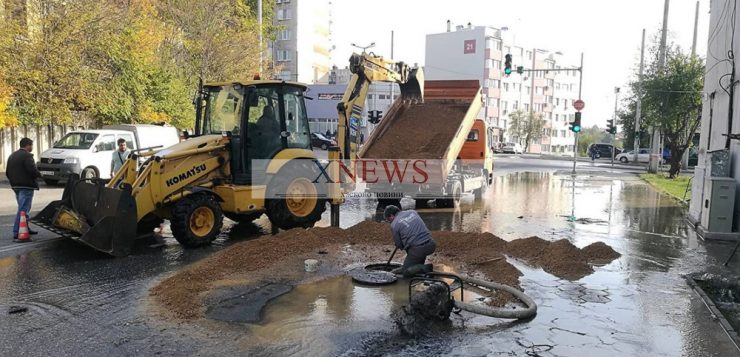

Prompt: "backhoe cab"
[34,80,327,256]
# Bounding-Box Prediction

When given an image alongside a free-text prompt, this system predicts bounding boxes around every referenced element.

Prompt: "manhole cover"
[365,263,402,272]
[350,269,398,285]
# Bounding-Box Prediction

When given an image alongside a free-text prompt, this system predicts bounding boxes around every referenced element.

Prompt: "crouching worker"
[383,205,436,276]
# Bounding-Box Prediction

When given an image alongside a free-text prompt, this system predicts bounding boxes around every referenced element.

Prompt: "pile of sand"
[150,221,620,319]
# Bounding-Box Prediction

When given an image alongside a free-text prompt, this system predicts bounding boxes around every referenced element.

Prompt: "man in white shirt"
[110,138,131,177]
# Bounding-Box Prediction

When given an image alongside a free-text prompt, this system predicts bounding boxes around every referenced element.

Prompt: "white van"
[37,124,180,184]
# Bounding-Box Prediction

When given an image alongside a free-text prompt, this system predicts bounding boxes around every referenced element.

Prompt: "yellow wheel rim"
[190,206,215,237]
[285,178,318,218]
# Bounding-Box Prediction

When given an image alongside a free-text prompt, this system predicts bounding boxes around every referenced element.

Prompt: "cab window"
[283,86,310,149]
[467,129,479,141]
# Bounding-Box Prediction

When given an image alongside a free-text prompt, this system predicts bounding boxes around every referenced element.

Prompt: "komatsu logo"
[166,164,207,187]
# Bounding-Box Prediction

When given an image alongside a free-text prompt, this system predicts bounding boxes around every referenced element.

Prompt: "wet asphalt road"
[1,156,738,356]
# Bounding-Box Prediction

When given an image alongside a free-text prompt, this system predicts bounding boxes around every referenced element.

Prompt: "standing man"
[110,138,131,177]
[383,205,436,276]
[6,137,40,242]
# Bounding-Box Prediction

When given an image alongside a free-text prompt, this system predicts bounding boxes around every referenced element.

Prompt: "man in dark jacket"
[383,205,436,275]
[6,137,40,242]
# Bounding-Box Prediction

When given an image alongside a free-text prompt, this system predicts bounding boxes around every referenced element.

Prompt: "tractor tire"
[266,161,327,230]
[171,194,223,248]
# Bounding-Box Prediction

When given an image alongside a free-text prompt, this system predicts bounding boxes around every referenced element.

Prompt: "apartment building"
[425,23,579,154]
[270,0,332,84]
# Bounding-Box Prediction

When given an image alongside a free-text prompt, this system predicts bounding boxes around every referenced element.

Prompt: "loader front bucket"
[399,67,424,103]
[32,175,138,257]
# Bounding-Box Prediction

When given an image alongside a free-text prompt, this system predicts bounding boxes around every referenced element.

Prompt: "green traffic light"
[573,126,581,133]
[504,68,512,75]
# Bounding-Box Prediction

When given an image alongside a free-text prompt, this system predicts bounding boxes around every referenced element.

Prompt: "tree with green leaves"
[621,39,703,178]
[508,110,544,152]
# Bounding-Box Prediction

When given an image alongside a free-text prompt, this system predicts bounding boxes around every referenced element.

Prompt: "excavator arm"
[328,52,423,226]
[335,52,423,161]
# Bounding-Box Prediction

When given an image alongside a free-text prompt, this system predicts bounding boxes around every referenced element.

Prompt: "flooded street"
[0,158,738,355]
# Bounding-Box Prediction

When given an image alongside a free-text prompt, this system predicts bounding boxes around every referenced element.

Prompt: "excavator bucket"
[32,175,138,257]
[398,67,425,103]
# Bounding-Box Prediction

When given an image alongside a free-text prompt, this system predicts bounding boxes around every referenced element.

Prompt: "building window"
[504,46,511,54]
[561,130,566,137]
[526,51,532,60]
[525,86,531,95]
[493,79,500,88]
[503,83,509,91]
[277,50,291,61]
[277,8,292,20]
[280,70,291,80]
[278,29,291,40]
[555,114,559,121]
[513,100,519,109]
[524,103,529,111]
[535,87,544,95]
[501,100,508,110]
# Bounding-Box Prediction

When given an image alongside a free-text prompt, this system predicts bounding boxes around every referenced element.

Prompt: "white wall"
[425,28,485,82]
[689,0,740,228]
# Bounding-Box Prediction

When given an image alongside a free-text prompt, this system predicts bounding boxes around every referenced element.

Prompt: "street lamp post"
[612,87,620,166]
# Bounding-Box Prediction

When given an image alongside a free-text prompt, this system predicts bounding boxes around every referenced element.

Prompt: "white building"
[688,0,740,234]
[425,22,579,154]
[270,0,332,83]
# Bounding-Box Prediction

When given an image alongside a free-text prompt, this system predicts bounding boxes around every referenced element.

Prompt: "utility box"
[701,177,736,233]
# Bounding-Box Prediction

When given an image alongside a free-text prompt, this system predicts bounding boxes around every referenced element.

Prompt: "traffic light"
[606,119,616,134]
[504,54,512,75]
[368,110,383,124]
[516,66,524,74]
[569,112,582,133]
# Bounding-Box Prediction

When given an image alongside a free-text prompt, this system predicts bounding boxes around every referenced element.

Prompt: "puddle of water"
[235,266,488,355]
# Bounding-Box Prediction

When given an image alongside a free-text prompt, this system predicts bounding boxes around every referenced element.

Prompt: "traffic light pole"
[572,53,584,175]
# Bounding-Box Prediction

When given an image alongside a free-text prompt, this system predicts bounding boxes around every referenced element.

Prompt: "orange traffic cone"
[17,211,30,241]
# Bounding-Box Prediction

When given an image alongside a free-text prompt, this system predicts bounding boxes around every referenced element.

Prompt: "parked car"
[616,148,651,163]
[588,143,621,159]
[310,132,336,150]
[37,124,180,184]
[501,142,524,154]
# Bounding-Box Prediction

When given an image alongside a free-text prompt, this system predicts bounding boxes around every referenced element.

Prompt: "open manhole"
[350,263,403,285]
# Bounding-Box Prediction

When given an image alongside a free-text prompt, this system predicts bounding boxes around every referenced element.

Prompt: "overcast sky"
[330,0,709,128]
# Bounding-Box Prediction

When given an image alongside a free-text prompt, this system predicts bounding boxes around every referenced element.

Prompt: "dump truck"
[32,51,423,256]
[359,80,492,208]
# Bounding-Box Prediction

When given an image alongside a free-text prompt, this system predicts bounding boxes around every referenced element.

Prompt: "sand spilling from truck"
[150,221,620,320]
[361,101,470,159]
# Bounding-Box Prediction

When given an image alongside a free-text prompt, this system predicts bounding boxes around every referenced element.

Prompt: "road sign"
[573,99,585,111]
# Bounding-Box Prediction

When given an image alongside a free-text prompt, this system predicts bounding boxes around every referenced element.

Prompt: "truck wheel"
[171,194,223,248]
[266,162,327,230]
[619,157,628,163]
[436,181,462,208]
[473,172,489,199]
[81,166,99,179]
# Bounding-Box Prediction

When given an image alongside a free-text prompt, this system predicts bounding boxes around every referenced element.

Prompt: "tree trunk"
[667,144,685,178]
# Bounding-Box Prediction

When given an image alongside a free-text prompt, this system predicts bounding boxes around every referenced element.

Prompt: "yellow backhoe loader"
[32,51,423,256]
